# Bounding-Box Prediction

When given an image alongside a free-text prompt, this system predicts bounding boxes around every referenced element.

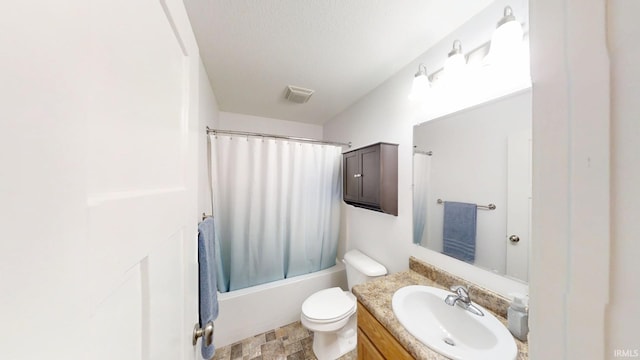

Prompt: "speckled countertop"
[352,264,528,360]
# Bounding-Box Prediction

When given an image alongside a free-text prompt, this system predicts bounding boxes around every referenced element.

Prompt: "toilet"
[301,249,387,360]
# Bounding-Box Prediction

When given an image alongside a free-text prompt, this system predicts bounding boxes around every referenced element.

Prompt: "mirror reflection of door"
[506,131,532,282]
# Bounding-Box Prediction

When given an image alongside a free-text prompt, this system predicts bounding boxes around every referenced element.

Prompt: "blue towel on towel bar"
[442,201,477,263]
[198,217,218,359]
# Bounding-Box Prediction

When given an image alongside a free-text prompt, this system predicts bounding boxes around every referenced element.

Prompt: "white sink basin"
[392,285,517,360]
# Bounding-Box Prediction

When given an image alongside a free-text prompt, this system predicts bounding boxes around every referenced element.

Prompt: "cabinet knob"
[509,235,520,243]
[353,174,362,178]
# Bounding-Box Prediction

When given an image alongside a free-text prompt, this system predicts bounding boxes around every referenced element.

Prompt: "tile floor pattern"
[212,321,357,360]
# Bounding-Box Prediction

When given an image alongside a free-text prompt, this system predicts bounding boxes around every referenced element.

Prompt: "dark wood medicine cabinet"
[343,142,398,216]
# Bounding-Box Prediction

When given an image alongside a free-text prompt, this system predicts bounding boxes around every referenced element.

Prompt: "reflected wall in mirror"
[413,89,531,282]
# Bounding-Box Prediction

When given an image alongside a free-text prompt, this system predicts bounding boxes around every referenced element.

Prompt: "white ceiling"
[184,0,494,125]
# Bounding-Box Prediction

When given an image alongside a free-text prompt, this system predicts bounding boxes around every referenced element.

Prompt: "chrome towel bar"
[437,198,496,210]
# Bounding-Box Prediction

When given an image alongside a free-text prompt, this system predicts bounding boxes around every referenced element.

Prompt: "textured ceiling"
[184,0,494,124]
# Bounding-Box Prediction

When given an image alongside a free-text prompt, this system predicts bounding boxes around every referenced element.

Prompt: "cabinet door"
[357,328,385,360]
[359,146,380,205]
[344,151,361,202]
[357,301,414,360]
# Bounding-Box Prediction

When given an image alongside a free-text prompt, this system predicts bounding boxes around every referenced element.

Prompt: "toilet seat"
[301,287,356,323]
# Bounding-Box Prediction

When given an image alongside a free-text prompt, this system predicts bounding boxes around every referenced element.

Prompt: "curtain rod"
[206,127,351,148]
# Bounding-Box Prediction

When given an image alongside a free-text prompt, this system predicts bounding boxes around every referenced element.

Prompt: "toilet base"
[311,315,357,360]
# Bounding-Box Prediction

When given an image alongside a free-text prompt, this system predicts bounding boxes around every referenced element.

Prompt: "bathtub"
[213,261,348,348]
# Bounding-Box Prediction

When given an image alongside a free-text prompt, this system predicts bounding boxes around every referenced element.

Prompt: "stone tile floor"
[212,320,357,360]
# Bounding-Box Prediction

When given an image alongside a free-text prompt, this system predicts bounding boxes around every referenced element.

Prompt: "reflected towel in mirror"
[442,201,477,263]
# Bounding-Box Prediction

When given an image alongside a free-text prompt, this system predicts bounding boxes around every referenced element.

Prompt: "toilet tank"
[343,250,387,290]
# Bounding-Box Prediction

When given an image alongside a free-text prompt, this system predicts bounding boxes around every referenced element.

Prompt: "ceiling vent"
[284,85,314,104]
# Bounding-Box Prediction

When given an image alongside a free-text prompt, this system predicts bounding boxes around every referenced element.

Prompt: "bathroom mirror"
[413,88,531,282]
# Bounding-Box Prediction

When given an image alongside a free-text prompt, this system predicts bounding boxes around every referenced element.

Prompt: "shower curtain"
[413,153,431,245]
[209,134,342,292]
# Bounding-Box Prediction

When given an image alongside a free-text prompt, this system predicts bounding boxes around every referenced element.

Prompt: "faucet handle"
[450,285,468,292]
[450,285,470,302]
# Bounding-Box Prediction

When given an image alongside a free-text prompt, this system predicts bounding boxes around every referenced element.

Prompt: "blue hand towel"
[198,217,218,359]
[442,201,477,263]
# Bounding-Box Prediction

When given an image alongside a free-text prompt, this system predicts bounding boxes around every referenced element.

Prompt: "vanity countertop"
[352,270,528,360]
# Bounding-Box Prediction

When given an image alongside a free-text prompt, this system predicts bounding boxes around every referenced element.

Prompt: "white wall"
[607,0,639,357]
[414,90,531,275]
[528,0,612,358]
[198,60,220,217]
[218,111,323,139]
[323,0,529,297]
[0,2,219,360]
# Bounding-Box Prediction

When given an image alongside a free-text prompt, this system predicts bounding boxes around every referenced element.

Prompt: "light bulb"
[444,53,466,75]
[488,6,524,64]
[409,64,430,101]
[442,40,467,86]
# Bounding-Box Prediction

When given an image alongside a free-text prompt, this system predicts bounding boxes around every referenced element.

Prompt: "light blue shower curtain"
[209,134,342,292]
[413,153,431,245]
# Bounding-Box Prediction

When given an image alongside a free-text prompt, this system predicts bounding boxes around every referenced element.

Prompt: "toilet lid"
[302,287,355,322]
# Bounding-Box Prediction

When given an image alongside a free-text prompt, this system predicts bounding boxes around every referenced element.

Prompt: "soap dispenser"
[507,294,529,341]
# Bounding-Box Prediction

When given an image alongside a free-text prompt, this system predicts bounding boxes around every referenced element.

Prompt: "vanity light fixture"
[487,6,524,62]
[408,63,431,101]
[444,40,466,76]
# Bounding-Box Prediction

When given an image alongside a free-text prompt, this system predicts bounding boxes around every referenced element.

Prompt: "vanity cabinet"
[357,301,413,360]
[343,143,398,216]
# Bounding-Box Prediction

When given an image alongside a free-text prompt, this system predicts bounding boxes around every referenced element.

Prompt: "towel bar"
[193,321,214,346]
[202,213,212,221]
[437,198,496,210]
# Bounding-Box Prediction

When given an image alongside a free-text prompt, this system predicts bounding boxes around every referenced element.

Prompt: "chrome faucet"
[444,285,484,316]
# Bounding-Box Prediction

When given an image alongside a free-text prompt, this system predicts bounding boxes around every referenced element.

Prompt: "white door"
[506,131,532,282]
[1,1,200,359]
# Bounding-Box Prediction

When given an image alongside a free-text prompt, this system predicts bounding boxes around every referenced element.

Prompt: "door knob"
[193,321,214,346]
[509,235,520,243]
